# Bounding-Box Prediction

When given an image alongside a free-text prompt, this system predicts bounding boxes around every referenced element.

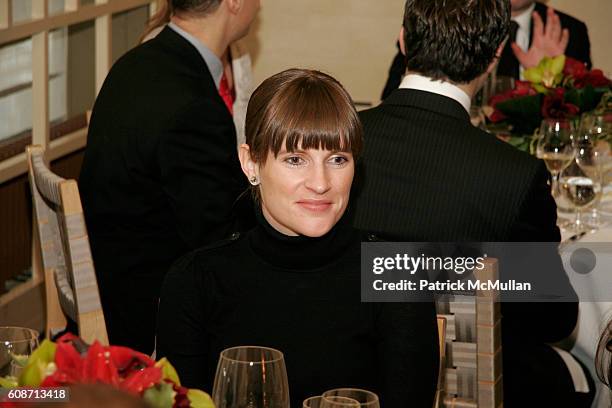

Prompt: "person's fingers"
[511,42,531,68]
[559,28,570,53]
[532,11,545,40]
[549,14,562,42]
[544,8,557,39]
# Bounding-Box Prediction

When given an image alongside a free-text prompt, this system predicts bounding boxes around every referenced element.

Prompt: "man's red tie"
[219,73,234,115]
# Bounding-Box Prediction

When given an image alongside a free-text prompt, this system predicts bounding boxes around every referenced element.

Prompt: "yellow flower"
[524,55,566,92]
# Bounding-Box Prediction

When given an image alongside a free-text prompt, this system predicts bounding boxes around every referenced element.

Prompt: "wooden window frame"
[0,0,157,185]
[0,0,157,330]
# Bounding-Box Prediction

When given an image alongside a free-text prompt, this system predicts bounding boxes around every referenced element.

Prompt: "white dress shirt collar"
[513,2,536,52]
[168,22,223,89]
[399,74,471,114]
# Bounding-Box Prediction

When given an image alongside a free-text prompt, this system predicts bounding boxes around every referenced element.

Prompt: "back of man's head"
[402,0,510,83]
[172,0,221,16]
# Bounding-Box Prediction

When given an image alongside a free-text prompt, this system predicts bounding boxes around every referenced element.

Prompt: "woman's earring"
[249,176,259,186]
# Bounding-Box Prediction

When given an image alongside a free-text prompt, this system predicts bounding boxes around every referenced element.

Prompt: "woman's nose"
[305,165,331,194]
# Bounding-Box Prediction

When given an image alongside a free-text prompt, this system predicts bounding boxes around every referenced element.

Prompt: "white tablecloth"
[560,199,612,407]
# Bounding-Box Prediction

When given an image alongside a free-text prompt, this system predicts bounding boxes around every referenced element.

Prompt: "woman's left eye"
[329,156,349,165]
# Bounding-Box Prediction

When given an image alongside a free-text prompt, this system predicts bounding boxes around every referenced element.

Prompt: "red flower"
[563,57,587,77]
[109,346,155,373]
[171,382,192,408]
[39,340,161,396]
[121,367,162,395]
[488,80,537,122]
[541,88,579,119]
[574,69,611,89]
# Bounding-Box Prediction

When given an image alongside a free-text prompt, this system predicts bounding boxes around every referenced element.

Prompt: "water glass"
[212,346,290,408]
[321,389,380,408]
[303,396,360,408]
[559,158,603,233]
[0,326,39,377]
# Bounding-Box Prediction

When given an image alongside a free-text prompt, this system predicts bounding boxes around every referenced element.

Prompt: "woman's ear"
[238,144,259,185]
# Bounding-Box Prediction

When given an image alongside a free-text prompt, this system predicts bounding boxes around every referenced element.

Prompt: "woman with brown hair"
[156,68,439,408]
[596,318,612,402]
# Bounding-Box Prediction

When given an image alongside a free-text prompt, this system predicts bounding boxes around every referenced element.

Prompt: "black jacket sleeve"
[374,301,439,408]
[505,161,578,344]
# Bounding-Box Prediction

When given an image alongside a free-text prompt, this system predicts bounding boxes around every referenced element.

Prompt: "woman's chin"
[296,219,338,238]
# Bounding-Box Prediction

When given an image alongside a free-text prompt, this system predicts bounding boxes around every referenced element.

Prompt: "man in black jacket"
[353,0,593,406]
[79,0,259,354]
[381,0,591,99]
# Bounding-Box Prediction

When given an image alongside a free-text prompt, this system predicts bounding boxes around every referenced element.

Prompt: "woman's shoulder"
[165,232,249,282]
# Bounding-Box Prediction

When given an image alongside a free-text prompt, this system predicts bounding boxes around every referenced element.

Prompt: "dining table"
[559,187,612,408]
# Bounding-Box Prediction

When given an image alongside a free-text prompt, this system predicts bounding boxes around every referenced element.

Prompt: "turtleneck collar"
[248,207,358,271]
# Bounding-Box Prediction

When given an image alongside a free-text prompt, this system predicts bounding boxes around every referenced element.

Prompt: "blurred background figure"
[381,0,591,99]
[79,0,260,354]
[141,0,254,145]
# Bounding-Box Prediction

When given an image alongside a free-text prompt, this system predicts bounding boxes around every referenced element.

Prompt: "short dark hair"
[245,69,363,164]
[171,0,221,16]
[402,0,510,83]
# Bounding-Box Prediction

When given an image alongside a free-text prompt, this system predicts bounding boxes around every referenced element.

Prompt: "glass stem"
[575,209,583,232]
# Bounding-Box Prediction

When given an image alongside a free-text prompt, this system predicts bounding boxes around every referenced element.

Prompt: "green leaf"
[0,376,18,388]
[565,85,605,112]
[143,383,176,408]
[10,353,30,368]
[187,389,215,408]
[29,339,57,364]
[496,93,544,134]
[18,340,57,387]
[155,358,181,386]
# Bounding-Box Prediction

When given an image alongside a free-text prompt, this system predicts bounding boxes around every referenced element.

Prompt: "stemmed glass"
[321,389,380,408]
[212,346,290,408]
[0,327,39,377]
[536,118,576,212]
[303,396,360,408]
[559,150,603,233]
[579,112,612,216]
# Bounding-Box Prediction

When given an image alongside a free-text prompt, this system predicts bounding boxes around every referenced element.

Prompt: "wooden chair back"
[26,145,108,345]
[436,258,502,408]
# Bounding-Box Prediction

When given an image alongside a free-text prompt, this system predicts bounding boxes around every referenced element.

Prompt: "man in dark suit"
[79,0,259,354]
[353,0,593,406]
[381,0,591,99]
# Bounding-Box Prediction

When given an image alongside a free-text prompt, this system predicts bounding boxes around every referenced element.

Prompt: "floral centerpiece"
[487,55,612,153]
[0,334,214,408]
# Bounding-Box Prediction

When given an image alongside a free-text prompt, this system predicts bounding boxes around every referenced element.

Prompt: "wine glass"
[559,156,603,233]
[212,346,290,408]
[577,112,612,225]
[0,327,39,377]
[303,396,360,408]
[536,118,576,212]
[321,389,380,408]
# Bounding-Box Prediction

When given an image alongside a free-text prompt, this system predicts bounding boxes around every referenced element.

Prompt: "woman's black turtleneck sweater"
[156,212,439,408]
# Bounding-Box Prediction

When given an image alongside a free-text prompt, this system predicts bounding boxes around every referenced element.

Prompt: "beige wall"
[245,0,610,106]
[549,0,612,75]
[243,1,405,106]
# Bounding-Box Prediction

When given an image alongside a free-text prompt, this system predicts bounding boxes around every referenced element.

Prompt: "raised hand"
[511,7,569,69]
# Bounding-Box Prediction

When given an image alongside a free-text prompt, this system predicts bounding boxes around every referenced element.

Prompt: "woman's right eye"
[285,156,305,166]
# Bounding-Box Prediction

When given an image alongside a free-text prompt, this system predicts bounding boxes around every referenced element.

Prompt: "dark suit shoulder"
[535,2,587,28]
